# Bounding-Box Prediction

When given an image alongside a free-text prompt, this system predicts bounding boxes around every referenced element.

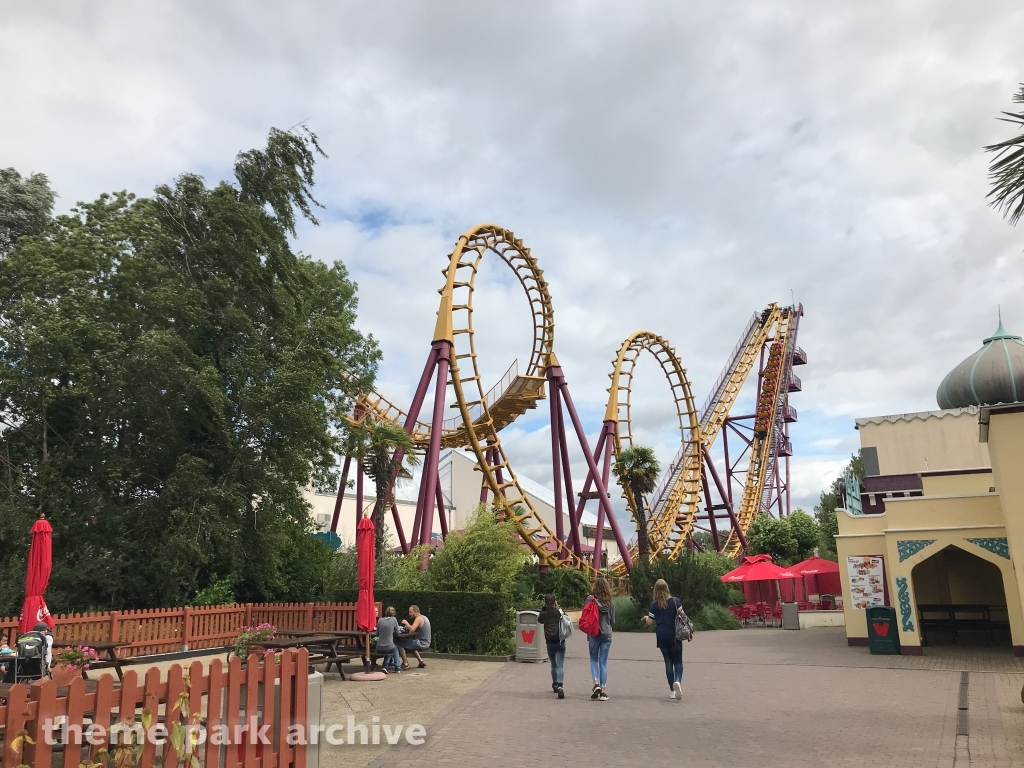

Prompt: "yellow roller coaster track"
[607,304,786,567]
[351,224,595,573]
[720,306,797,557]
[602,333,702,575]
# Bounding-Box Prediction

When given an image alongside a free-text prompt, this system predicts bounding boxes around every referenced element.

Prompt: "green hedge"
[334,590,514,656]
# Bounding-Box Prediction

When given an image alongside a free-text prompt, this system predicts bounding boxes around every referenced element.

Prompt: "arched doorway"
[911,545,1010,647]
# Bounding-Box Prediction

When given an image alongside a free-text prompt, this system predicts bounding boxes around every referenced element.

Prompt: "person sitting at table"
[0,633,12,677]
[375,607,402,674]
[398,605,431,670]
[32,623,52,667]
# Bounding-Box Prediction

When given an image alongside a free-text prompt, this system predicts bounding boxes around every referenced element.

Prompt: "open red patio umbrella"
[789,555,840,602]
[721,554,798,583]
[355,513,377,636]
[19,515,55,635]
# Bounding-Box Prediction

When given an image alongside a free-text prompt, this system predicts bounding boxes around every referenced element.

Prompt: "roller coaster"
[333,224,804,573]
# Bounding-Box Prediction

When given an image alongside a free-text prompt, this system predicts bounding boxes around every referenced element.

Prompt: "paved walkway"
[365,628,1024,768]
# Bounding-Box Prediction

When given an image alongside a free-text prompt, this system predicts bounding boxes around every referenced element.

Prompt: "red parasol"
[355,514,377,633]
[19,516,55,635]
[789,555,840,575]
[721,554,798,583]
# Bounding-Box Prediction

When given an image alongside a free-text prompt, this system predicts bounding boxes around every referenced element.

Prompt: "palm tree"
[613,445,660,561]
[986,84,1024,225]
[344,416,420,559]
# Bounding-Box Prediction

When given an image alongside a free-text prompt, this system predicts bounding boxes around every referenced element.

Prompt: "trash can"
[866,606,901,655]
[515,610,544,663]
[782,602,800,630]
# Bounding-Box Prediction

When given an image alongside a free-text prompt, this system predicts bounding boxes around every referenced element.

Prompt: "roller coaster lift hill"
[334,224,805,575]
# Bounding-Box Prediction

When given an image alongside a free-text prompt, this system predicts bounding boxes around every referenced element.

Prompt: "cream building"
[837,321,1024,655]
[303,448,623,565]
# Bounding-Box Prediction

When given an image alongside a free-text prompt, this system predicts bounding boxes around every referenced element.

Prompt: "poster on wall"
[846,555,886,609]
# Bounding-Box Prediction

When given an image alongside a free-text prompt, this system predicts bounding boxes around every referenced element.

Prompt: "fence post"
[109,611,120,644]
[305,602,314,631]
[182,606,192,652]
[245,603,252,628]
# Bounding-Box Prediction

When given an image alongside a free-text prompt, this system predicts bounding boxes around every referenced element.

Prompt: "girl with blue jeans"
[645,579,685,700]
[587,578,615,701]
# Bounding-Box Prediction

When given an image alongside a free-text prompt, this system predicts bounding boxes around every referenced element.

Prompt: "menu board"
[846,555,886,609]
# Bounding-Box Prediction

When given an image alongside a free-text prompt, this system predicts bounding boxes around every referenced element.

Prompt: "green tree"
[613,445,660,561]
[425,505,530,593]
[343,416,419,559]
[0,128,379,613]
[788,509,820,561]
[746,514,798,564]
[814,452,863,559]
[0,168,55,255]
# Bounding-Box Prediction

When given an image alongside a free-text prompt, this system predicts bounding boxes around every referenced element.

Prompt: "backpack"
[578,597,601,636]
[673,599,694,644]
[558,609,573,641]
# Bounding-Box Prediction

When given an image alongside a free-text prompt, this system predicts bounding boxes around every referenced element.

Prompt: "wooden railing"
[0,602,373,658]
[1,649,309,768]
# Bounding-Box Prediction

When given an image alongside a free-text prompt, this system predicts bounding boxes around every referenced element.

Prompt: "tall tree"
[814,452,863,559]
[0,128,379,613]
[986,84,1024,224]
[343,415,419,559]
[0,168,55,256]
[613,445,660,561]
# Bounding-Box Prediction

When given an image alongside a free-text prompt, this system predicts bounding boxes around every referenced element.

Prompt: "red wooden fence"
[0,602,375,659]
[1,649,309,768]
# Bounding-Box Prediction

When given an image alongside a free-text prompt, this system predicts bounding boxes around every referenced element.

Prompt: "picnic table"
[52,640,131,681]
[248,635,357,679]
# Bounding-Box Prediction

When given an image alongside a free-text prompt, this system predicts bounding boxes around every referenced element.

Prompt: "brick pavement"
[364,628,1024,768]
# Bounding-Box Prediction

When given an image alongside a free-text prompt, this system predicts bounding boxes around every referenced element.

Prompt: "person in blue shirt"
[644,579,684,701]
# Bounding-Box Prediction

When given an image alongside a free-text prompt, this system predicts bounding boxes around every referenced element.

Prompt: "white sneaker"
[673,681,683,701]
[669,691,676,700]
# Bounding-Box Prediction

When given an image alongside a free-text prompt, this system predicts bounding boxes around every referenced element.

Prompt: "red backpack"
[579,597,601,636]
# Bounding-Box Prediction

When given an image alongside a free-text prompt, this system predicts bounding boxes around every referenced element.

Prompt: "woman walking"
[586,577,615,701]
[537,594,565,698]
[644,578,684,700]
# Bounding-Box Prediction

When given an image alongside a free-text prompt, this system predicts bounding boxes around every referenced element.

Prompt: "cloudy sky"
[4,1,1024,525]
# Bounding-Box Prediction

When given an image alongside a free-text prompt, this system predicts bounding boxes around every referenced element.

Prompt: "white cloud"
[3,0,1023,526]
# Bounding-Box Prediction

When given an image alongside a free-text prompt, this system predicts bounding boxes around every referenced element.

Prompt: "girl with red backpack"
[581,577,615,701]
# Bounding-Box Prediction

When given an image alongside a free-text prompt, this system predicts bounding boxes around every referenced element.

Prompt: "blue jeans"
[546,641,565,685]
[660,644,683,688]
[381,647,401,671]
[588,635,611,687]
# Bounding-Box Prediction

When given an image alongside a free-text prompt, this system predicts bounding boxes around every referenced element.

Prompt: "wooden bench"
[918,604,999,646]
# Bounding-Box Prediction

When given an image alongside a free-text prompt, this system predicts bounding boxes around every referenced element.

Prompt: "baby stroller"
[2,631,47,683]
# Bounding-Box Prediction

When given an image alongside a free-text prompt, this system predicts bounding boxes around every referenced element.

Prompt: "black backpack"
[16,631,46,660]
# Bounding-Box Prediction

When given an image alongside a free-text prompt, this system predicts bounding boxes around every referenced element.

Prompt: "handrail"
[442,359,519,431]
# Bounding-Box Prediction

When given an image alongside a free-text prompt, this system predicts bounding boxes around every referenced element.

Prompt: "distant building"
[303,448,623,566]
[837,321,1024,655]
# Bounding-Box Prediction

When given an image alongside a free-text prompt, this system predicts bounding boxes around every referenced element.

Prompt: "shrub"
[726,586,746,606]
[692,603,741,631]
[333,589,514,655]
[611,595,653,633]
[630,555,730,617]
[190,576,236,607]
[538,568,591,609]
[425,506,529,593]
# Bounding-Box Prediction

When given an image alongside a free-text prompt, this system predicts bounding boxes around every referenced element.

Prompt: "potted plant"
[50,645,99,687]
[231,623,277,662]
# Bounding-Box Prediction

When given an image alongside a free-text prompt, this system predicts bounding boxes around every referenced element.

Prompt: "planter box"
[798,610,845,629]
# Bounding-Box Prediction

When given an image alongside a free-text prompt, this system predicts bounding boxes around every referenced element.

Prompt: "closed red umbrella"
[355,514,377,633]
[19,516,55,635]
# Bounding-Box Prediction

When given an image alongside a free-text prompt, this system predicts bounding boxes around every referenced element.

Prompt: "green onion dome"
[937,320,1024,409]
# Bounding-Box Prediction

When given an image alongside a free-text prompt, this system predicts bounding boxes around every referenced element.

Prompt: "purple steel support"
[355,460,365,527]
[435,475,449,540]
[570,422,612,560]
[419,342,451,546]
[785,452,792,516]
[391,503,408,553]
[701,469,721,551]
[330,455,352,534]
[775,453,785,517]
[703,445,747,550]
[722,424,733,508]
[555,394,584,558]
[548,379,565,551]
